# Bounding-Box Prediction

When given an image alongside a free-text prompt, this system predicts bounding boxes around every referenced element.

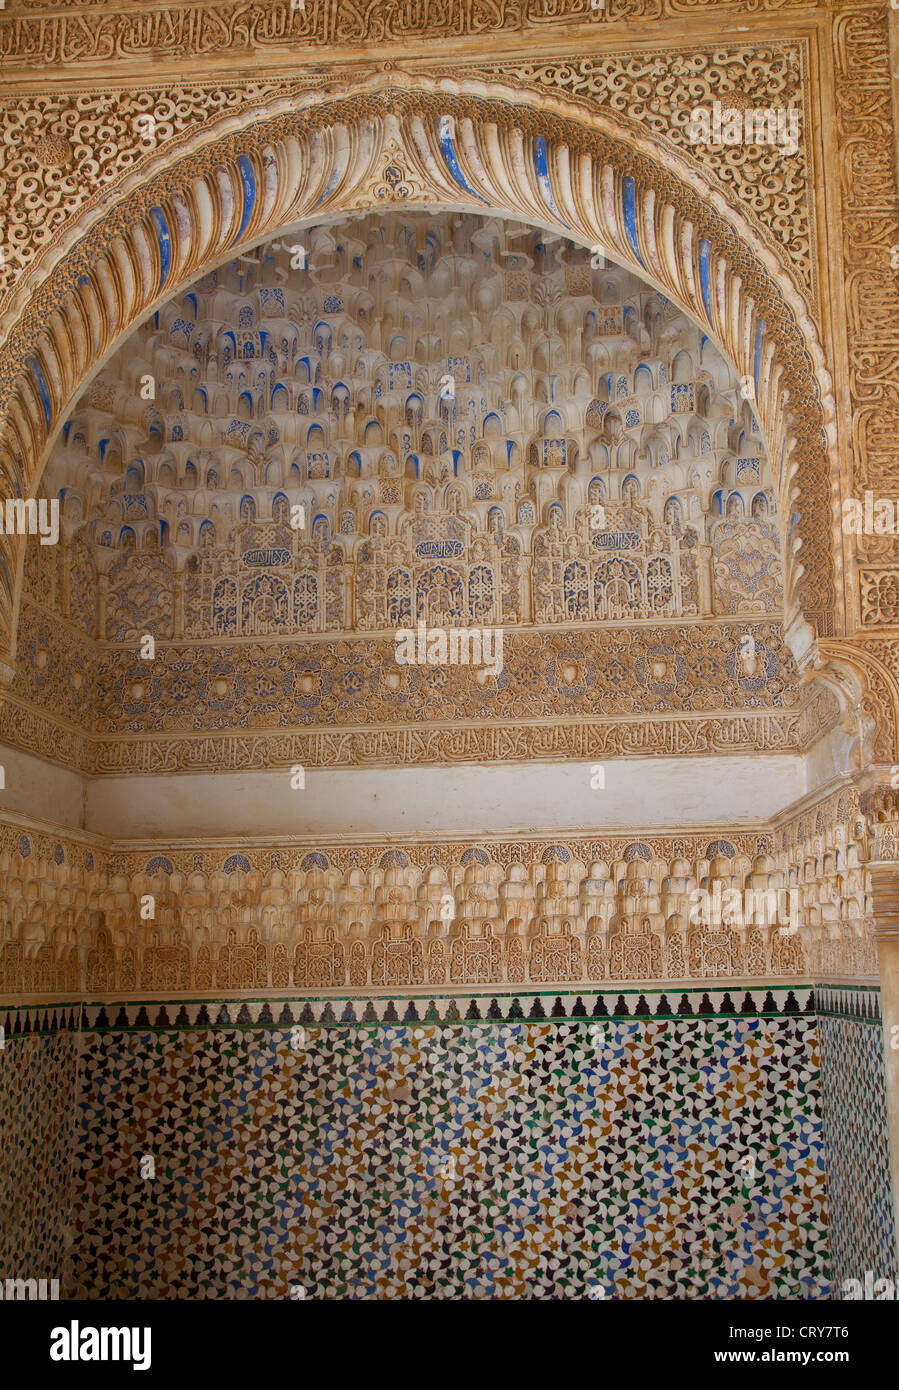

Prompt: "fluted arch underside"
[0,79,839,675]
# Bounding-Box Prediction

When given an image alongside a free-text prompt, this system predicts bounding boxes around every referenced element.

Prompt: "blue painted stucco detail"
[622,178,644,268]
[149,206,171,289]
[231,156,256,247]
[533,137,569,228]
[437,116,489,204]
[753,320,765,390]
[26,356,53,431]
[313,147,347,210]
[698,240,713,322]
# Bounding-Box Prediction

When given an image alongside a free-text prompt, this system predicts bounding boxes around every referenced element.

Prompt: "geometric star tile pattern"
[817,1006,897,1295]
[71,1015,829,1299]
[0,1031,79,1289]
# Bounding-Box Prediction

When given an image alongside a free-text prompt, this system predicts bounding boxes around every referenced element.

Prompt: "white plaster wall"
[84,755,806,841]
[803,723,858,796]
[0,742,86,830]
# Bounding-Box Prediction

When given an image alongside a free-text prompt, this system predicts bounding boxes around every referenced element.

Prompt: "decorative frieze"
[0,802,878,1002]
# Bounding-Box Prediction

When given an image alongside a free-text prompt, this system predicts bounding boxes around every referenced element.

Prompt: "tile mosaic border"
[0,986,816,1038]
[815,986,883,1024]
[0,1005,82,1038]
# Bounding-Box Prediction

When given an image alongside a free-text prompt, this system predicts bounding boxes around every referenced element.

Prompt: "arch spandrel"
[0,80,840,680]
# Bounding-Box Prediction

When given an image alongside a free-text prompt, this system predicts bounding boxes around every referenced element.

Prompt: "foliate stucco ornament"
[860,787,899,946]
[862,788,899,867]
[368,140,429,205]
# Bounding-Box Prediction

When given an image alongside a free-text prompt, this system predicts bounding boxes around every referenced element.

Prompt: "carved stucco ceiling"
[43,210,780,645]
[0,210,811,782]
